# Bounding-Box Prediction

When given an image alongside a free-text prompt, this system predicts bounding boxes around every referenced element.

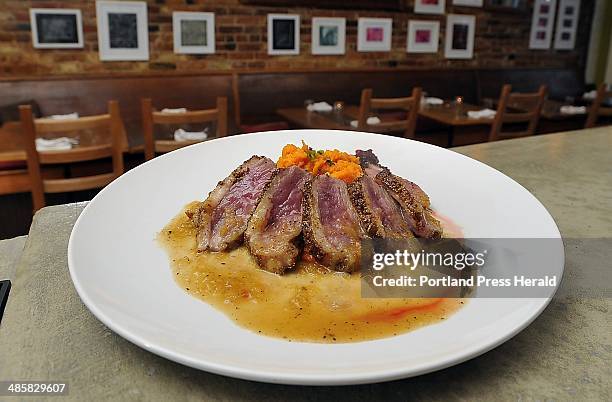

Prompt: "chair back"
[0,122,30,196]
[489,84,547,142]
[585,83,612,128]
[357,87,422,139]
[19,101,125,212]
[141,97,228,161]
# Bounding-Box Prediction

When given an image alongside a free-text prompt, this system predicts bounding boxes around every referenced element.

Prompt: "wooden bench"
[0,67,586,142]
[477,67,584,102]
[0,73,237,152]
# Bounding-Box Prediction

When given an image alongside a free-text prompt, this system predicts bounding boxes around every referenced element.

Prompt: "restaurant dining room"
[0,0,611,400]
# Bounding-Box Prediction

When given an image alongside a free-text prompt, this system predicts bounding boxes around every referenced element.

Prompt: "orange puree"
[276,141,363,183]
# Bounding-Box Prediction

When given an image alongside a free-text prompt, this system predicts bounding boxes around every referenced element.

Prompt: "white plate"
[68,130,563,385]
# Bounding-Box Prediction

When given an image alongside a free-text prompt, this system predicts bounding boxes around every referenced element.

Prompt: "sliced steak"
[245,166,310,274]
[374,168,442,239]
[348,175,414,239]
[355,149,380,167]
[302,175,363,272]
[193,156,275,252]
[356,149,442,239]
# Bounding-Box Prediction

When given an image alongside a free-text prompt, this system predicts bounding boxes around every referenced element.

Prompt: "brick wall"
[0,0,594,77]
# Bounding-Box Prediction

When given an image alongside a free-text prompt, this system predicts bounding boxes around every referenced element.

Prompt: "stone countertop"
[0,236,26,282]
[0,128,610,401]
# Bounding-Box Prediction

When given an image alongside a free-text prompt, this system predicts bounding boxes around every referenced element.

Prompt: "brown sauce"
[159,202,466,343]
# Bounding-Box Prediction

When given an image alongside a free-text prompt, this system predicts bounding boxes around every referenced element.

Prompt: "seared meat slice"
[348,175,414,239]
[245,166,310,274]
[355,149,380,167]
[356,149,442,239]
[302,175,363,272]
[193,156,275,251]
[357,149,428,203]
[374,168,442,239]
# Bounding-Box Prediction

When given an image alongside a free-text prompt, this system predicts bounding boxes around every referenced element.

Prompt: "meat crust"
[375,168,442,239]
[193,156,276,251]
[356,149,442,239]
[348,175,414,239]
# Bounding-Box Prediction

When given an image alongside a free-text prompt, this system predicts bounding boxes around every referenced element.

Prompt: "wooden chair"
[357,87,422,139]
[141,97,227,161]
[489,84,547,142]
[0,122,30,196]
[585,83,612,128]
[19,101,125,212]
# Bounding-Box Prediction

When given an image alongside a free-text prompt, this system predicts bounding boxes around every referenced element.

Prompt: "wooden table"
[278,104,493,127]
[0,121,131,163]
[417,103,493,146]
[276,104,492,146]
[276,107,356,130]
[277,103,493,147]
[277,105,413,135]
[417,102,492,126]
[482,98,588,133]
[540,99,580,120]
[482,97,583,120]
[1,127,610,400]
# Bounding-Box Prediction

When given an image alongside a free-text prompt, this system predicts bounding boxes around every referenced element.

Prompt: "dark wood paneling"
[0,74,236,148]
[239,0,404,10]
[0,67,584,138]
[477,68,584,101]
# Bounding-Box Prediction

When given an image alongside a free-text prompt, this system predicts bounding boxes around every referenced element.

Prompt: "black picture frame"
[30,8,83,49]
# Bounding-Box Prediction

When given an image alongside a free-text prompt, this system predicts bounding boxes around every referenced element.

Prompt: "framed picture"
[30,8,83,49]
[414,0,445,15]
[96,1,149,61]
[268,14,300,55]
[554,0,580,50]
[173,12,215,54]
[453,0,483,6]
[311,17,346,55]
[407,20,440,53]
[357,18,392,52]
[529,0,557,49]
[445,14,475,59]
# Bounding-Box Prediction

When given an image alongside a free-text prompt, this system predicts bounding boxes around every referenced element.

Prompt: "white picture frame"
[452,0,483,6]
[529,0,558,49]
[414,0,445,15]
[267,14,300,55]
[30,8,83,49]
[407,20,440,53]
[554,0,580,50]
[357,18,392,52]
[445,14,475,59]
[311,17,345,55]
[96,1,149,61]
[173,12,215,54]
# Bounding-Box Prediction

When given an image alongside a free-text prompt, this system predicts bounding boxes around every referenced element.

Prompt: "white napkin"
[350,116,381,128]
[583,90,597,100]
[162,108,187,114]
[174,128,208,142]
[424,97,443,105]
[560,105,587,115]
[35,137,79,151]
[306,102,333,112]
[467,109,496,119]
[48,112,79,120]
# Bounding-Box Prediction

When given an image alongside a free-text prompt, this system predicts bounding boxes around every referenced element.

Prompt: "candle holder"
[454,96,465,117]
